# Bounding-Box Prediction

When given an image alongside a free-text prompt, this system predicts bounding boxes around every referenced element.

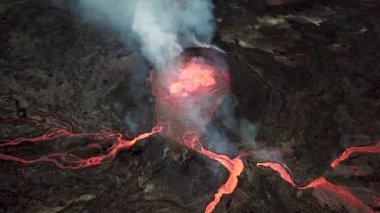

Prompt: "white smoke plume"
[54,0,267,159]
[72,0,215,66]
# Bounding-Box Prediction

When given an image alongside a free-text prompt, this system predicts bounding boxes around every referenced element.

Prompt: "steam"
[53,0,270,160]
[53,0,215,132]
[72,0,215,66]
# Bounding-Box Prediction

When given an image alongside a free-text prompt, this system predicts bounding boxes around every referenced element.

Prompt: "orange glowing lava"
[256,162,374,212]
[330,141,380,169]
[204,153,243,213]
[256,162,297,187]
[184,135,244,213]
[168,59,217,97]
[0,117,162,169]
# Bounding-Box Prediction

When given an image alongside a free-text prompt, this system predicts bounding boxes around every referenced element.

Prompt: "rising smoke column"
[70,0,217,134]
[60,1,244,211]
[74,0,215,66]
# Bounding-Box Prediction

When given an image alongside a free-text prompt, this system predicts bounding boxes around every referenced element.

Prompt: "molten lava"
[330,141,380,169]
[182,133,244,213]
[168,60,217,97]
[257,162,375,212]
[0,117,162,169]
[151,56,230,139]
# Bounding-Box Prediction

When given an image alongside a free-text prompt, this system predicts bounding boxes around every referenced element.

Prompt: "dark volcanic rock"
[0,0,379,212]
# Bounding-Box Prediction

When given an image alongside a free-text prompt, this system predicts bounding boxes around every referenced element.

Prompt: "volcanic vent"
[151,48,230,143]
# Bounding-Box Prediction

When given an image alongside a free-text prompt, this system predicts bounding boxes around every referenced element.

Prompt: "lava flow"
[182,132,244,213]
[0,117,162,169]
[257,143,380,213]
[331,141,380,169]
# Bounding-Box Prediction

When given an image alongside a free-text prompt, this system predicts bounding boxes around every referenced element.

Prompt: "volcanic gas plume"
[71,0,215,66]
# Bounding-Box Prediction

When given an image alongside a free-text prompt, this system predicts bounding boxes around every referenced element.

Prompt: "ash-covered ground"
[0,0,379,212]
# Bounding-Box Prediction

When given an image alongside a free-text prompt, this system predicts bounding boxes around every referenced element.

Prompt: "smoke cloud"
[54,0,269,160]
[52,0,216,132]
[72,0,215,66]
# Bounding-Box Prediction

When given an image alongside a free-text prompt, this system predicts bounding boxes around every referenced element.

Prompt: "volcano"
[0,0,380,213]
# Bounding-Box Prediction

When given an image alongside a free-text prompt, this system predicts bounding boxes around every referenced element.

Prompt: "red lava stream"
[256,141,380,213]
[1,118,380,212]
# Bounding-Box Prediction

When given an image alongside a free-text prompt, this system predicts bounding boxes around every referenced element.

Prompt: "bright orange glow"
[0,119,162,169]
[168,60,217,97]
[304,177,374,212]
[256,162,374,212]
[182,135,244,213]
[330,141,380,169]
[204,156,243,213]
[256,162,297,187]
